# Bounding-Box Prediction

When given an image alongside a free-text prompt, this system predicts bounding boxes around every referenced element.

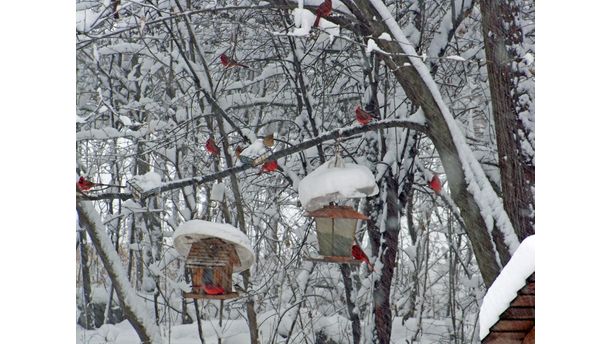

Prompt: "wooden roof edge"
[481,271,535,342]
[527,272,535,283]
[306,205,369,220]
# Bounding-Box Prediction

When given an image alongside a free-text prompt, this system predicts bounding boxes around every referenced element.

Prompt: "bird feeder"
[305,205,368,264]
[173,220,255,300]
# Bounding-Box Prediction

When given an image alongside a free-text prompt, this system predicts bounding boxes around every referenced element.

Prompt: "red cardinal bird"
[235,145,244,158]
[314,0,333,28]
[77,176,96,192]
[220,53,249,69]
[202,284,225,295]
[355,106,376,125]
[261,160,279,173]
[352,244,373,271]
[206,137,220,156]
[428,174,442,193]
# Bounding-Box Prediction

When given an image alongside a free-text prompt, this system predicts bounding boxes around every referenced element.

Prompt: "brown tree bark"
[370,173,401,344]
[479,0,535,241]
[340,265,361,344]
[78,230,95,329]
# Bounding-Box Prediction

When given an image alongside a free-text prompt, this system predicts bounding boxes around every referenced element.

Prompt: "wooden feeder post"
[305,205,368,264]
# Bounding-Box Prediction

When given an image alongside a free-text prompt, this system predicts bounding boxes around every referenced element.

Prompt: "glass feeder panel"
[315,217,334,256]
[331,218,357,256]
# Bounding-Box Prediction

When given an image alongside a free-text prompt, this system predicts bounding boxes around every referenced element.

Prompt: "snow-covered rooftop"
[172,220,255,273]
[298,156,379,211]
[479,235,535,339]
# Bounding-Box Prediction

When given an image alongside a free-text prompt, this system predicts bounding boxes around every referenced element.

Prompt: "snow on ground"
[479,235,535,339]
[172,220,255,273]
[77,315,459,344]
[298,156,379,210]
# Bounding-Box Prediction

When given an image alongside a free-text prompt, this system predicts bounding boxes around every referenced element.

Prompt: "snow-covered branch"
[76,200,161,344]
[79,118,427,201]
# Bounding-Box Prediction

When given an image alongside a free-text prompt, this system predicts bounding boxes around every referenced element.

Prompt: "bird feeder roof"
[306,205,368,220]
[172,220,255,273]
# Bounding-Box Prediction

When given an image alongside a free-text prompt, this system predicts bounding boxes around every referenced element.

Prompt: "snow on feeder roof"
[298,156,379,211]
[172,220,255,273]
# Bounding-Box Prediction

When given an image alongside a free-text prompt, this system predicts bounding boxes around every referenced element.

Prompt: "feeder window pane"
[331,218,356,256]
[315,218,333,256]
[315,218,333,234]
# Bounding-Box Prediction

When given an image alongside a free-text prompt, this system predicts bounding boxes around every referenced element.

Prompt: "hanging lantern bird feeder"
[305,204,368,264]
[173,220,255,300]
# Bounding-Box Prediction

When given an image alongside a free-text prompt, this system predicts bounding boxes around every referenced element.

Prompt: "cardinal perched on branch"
[314,0,333,28]
[77,176,96,192]
[352,244,373,271]
[206,137,220,156]
[77,176,123,193]
[428,173,442,193]
[355,106,377,125]
[220,53,249,69]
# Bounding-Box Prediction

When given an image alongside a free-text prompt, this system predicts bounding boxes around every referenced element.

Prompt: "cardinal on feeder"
[428,174,442,194]
[220,53,249,69]
[352,244,373,271]
[202,284,225,295]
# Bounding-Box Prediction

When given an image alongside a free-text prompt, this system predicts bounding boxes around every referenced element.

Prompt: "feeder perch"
[173,220,255,300]
[239,139,271,166]
[127,179,144,201]
[305,205,368,264]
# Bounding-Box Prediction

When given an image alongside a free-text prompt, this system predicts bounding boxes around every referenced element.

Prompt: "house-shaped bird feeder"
[172,220,255,300]
[298,155,378,264]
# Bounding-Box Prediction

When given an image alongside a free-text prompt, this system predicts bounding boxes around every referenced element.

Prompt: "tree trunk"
[340,265,361,344]
[371,173,401,344]
[346,0,519,286]
[479,0,535,241]
[78,230,96,329]
[77,200,161,344]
